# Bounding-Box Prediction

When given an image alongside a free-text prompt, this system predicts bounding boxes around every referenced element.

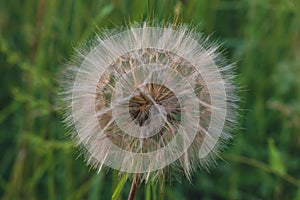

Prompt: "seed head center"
[129,83,177,127]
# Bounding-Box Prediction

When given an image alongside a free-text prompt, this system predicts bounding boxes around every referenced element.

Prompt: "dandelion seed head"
[60,22,238,182]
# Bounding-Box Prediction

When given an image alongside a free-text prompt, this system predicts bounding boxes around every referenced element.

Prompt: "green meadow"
[1,0,300,199]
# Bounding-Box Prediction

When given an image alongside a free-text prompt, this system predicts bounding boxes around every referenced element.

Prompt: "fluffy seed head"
[60,22,238,182]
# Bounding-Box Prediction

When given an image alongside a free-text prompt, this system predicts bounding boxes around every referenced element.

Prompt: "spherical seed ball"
[60,22,238,182]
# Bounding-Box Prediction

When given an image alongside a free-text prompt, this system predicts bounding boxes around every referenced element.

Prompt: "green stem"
[112,173,129,200]
[222,153,300,187]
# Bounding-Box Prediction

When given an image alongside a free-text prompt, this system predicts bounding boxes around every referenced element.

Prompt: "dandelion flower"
[60,22,238,182]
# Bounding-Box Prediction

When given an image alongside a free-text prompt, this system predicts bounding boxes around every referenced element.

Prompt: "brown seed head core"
[129,83,180,127]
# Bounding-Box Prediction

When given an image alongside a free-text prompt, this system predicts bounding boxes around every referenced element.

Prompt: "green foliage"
[1,0,300,199]
[112,173,128,200]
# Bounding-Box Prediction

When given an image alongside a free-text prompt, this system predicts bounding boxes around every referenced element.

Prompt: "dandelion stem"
[128,175,138,200]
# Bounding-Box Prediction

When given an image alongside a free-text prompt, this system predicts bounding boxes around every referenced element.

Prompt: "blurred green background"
[1,0,300,199]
